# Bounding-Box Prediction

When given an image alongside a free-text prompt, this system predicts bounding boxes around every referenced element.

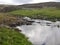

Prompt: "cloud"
[55,0,60,1]
[12,0,33,4]
[0,0,60,5]
[0,0,33,5]
[0,0,14,4]
[32,0,55,3]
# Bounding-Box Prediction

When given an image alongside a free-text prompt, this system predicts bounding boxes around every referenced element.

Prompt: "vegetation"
[0,13,24,26]
[9,8,60,21]
[0,2,60,45]
[0,27,32,45]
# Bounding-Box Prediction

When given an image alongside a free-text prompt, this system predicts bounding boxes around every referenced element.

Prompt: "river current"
[16,17,60,45]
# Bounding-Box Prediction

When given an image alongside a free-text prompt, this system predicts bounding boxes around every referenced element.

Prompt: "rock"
[42,43,46,45]
[14,28,22,32]
[57,25,60,28]
[9,23,16,27]
[23,17,31,21]
[26,22,32,25]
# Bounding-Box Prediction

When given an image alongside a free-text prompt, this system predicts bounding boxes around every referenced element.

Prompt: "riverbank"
[9,8,60,21]
[0,27,33,45]
[0,13,34,27]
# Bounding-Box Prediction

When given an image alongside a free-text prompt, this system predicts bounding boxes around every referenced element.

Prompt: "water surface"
[17,18,60,45]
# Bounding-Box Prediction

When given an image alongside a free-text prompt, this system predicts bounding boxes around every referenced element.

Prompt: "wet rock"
[23,17,31,21]
[14,28,22,32]
[16,22,21,26]
[46,23,51,26]
[57,25,60,28]
[23,17,35,25]
[9,23,16,27]
[27,20,35,23]
[26,22,32,25]
[36,22,41,23]
[22,19,34,25]
[42,43,46,45]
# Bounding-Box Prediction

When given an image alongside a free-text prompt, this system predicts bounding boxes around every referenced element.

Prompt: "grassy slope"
[9,8,60,21]
[0,27,32,45]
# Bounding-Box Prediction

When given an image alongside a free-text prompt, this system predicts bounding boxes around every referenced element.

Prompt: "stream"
[16,17,60,45]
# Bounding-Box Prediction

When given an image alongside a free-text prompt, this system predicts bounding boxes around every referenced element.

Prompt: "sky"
[0,0,59,5]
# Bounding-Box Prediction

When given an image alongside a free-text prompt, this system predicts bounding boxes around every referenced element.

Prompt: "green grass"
[0,27,32,45]
[9,8,60,21]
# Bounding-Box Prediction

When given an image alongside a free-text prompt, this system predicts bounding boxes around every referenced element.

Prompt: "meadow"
[10,8,60,21]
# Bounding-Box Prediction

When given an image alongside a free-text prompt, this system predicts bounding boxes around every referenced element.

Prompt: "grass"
[0,27,32,45]
[0,13,24,25]
[9,8,60,21]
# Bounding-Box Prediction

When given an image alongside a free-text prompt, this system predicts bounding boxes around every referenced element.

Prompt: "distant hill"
[0,2,60,12]
[19,2,60,8]
[0,5,18,12]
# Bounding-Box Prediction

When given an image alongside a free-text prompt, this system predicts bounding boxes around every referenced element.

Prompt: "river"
[16,17,60,45]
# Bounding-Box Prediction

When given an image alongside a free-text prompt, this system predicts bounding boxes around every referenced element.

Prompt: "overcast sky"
[0,0,59,5]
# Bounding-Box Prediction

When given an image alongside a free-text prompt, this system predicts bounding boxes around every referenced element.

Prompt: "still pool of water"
[16,19,60,45]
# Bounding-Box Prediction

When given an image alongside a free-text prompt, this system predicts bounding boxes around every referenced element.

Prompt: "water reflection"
[16,19,60,45]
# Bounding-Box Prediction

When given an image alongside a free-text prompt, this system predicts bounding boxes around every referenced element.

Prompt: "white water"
[16,18,60,45]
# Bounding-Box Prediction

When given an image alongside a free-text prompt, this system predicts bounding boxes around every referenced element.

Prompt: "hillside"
[0,2,60,22]
[0,5,18,12]
[0,2,60,12]
[18,2,60,9]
